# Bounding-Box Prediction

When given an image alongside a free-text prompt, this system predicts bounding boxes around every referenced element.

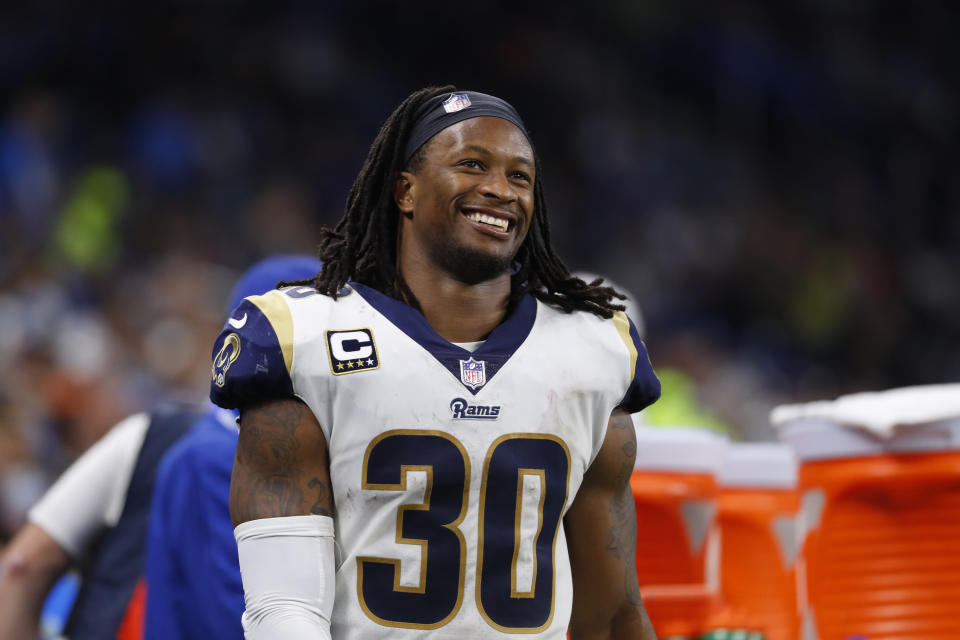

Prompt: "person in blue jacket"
[144,254,322,640]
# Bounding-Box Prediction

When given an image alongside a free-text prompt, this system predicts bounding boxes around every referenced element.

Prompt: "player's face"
[396,117,535,285]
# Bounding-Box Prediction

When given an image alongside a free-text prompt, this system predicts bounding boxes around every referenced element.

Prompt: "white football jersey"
[211,283,659,638]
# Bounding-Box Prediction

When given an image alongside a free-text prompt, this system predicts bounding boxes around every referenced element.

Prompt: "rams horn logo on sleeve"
[212,333,242,387]
[326,328,379,375]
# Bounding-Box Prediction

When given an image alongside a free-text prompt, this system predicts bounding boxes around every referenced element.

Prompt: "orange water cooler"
[632,426,729,636]
[718,442,800,640]
[775,384,960,640]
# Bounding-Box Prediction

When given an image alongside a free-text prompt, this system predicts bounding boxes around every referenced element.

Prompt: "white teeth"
[466,211,509,231]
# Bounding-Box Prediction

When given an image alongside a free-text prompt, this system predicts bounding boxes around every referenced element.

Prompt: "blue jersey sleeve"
[613,312,661,413]
[209,291,295,410]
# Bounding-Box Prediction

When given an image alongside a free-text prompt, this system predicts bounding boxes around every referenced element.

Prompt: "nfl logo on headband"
[459,357,486,390]
[443,93,472,114]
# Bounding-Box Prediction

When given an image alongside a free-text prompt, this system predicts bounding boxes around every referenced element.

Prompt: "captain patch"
[326,328,380,375]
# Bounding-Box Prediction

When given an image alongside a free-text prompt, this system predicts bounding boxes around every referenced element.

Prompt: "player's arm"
[0,523,71,640]
[0,412,149,640]
[229,397,336,640]
[231,396,333,525]
[564,408,657,640]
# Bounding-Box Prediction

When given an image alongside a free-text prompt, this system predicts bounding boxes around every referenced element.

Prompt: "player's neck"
[401,265,512,343]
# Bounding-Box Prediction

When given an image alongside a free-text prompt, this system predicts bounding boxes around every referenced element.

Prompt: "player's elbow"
[0,537,69,597]
[0,554,58,634]
[569,604,657,640]
[241,597,332,640]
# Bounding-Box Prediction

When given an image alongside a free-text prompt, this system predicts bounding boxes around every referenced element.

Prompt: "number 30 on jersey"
[357,431,571,633]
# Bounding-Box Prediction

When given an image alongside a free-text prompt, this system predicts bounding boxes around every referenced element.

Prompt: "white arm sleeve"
[27,412,150,558]
[234,515,336,640]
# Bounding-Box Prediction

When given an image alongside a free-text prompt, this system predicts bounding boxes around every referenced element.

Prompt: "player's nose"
[478,170,517,203]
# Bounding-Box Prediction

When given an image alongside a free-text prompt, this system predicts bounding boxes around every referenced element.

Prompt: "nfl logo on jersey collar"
[346,283,538,396]
[459,357,486,390]
[443,93,472,113]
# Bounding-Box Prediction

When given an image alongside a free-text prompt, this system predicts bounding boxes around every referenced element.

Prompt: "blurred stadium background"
[0,0,958,614]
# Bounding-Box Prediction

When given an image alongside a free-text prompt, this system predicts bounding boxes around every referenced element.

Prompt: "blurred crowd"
[1,1,957,542]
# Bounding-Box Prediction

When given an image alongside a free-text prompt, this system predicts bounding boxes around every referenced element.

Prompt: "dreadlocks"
[284,85,627,320]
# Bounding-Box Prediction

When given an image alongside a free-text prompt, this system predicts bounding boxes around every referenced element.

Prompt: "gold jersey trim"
[612,311,638,384]
[247,290,294,375]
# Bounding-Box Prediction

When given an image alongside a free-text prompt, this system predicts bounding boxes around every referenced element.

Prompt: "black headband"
[403,90,529,166]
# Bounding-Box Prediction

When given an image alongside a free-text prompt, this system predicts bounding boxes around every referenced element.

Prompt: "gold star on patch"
[346,360,354,369]
[355,359,364,368]
[336,362,344,371]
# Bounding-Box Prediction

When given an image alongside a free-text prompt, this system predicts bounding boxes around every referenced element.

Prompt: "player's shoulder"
[536,301,660,412]
[535,300,637,349]
[209,285,356,409]
[247,283,359,326]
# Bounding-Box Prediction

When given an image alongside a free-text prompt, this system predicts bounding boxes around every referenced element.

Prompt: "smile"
[461,208,512,233]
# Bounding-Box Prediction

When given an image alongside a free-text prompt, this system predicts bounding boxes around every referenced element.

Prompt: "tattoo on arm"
[604,411,644,607]
[307,477,333,517]
[231,399,331,524]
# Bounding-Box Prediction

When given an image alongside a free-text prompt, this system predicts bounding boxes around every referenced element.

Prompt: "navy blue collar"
[350,282,537,395]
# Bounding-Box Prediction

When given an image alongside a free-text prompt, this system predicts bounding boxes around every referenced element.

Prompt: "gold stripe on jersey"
[247,290,294,375]
[612,311,638,383]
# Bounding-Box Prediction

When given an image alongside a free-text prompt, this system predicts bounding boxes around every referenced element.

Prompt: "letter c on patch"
[330,330,373,360]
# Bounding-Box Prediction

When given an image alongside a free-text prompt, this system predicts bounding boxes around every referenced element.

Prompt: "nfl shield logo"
[443,93,472,113]
[459,357,486,390]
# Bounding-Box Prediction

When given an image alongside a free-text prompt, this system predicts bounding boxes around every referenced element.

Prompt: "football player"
[212,87,661,639]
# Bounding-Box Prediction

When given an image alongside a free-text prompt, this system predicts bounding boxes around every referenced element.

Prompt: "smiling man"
[210,87,661,639]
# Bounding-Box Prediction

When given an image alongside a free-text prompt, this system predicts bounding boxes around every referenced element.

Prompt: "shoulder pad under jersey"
[209,290,297,410]
[611,311,661,413]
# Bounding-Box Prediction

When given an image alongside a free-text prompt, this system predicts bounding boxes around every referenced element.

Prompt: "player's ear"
[394,172,416,217]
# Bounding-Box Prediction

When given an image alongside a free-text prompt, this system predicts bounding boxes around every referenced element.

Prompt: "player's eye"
[458,159,483,170]
[510,170,532,183]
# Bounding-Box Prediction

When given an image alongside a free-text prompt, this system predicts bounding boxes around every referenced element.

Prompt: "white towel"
[771,383,960,438]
